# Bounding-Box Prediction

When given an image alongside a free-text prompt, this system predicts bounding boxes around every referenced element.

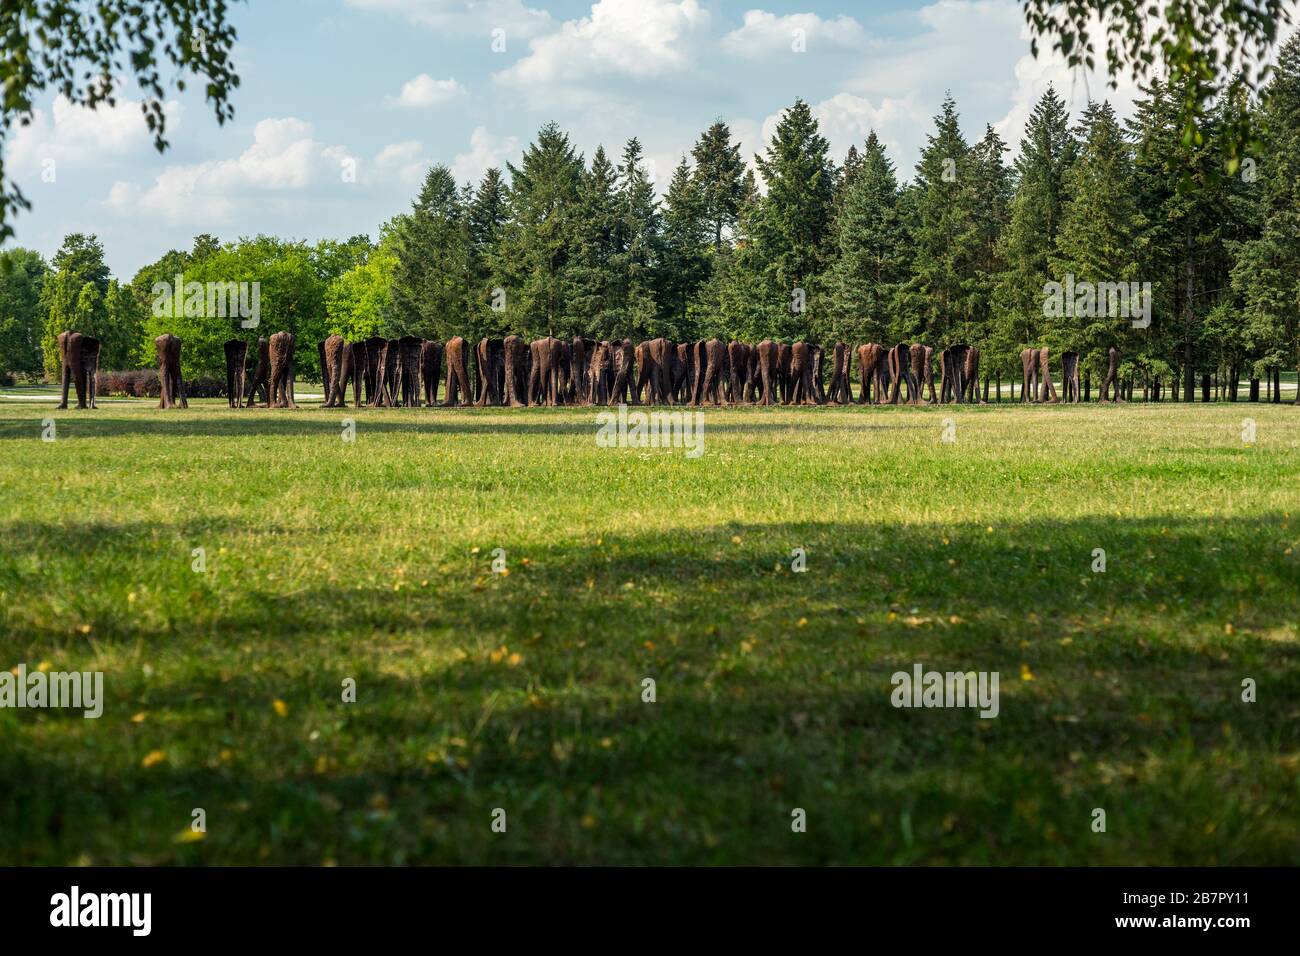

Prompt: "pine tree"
[468,168,507,277]
[968,126,1012,338]
[726,99,835,340]
[903,94,982,344]
[752,99,835,292]
[691,121,747,251]
[1131,75,1251,398]
[613,137,661,338]
[991,86,1076,371]
[1231,35,1300,395]
[497,123,585,336]
[567,146,621,333]
[656,156,709,337]
[823,132,907,344]
[1049,101,1147,379]
[391,165,471,340]
[839,144,863,197]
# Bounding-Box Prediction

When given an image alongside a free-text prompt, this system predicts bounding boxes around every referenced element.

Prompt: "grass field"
[1,395,1298,865]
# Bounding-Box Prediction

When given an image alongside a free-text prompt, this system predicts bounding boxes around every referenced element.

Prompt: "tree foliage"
[0,0,240,241]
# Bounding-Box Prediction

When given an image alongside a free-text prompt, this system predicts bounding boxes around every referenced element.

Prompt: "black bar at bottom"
[0,866,1290,941]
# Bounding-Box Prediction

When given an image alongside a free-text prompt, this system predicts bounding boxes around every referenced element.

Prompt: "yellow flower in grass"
[173,828,205,844]
[272,699,289,717]
[141,750,166,768]
[1020,664,1036,682]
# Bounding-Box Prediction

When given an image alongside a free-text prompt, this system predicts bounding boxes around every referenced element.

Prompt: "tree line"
[3,35,1299,394]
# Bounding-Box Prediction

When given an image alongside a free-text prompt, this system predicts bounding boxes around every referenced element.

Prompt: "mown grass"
[1,397,1298,865]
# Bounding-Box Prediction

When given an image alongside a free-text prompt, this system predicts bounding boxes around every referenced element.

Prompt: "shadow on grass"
[5,512,1299,642]
[2,513,1297,864]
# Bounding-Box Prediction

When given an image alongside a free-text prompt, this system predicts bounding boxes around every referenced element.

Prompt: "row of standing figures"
[226,335,1122,410]
[50,328,1122,410]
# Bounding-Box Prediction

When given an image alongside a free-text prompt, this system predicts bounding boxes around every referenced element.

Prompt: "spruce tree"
[903,94,982,344]
[691,121,747,251]
[567,146,621,333]
[823,132,906,345]
[968,124,1013,352]
[1231,34,1300,397]
[656,156,709,337]
[613,137,661,338]
[1049,101,1146,380]
[391,165,471,340]
[497,123,585,336]
[726,99,834,340]
[991,86,1076,371]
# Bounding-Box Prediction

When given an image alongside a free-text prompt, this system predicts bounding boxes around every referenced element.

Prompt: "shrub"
[96,369,160,398]
[95,369,227,399]
[186,377,226,398]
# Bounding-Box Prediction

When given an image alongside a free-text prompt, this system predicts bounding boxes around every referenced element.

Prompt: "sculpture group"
[52,327,1125,410]
[297,334,1104,408]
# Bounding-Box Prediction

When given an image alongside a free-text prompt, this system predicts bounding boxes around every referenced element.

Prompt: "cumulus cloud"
[385,74,467,108]
[451,126,519,185]
[494,0,710,105]
[374,140,431,187]
[721,10,867,58]
[3,91,180,175]
[104,117,360,223]
[847,0,1025,106]
[763,93,931,170]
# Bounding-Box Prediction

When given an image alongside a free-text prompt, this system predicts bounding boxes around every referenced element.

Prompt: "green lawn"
[1,397,1298,864]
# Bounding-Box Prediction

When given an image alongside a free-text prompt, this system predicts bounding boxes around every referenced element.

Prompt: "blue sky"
[5,0,1291,278]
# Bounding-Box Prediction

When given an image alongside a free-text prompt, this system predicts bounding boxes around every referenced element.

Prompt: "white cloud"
[374,140,431,187]
[847,0,1025,106]
[451,126,519,184]
[385,74,467,108]
[762,93,930,170]
[345,0,554,39]
[721,10,867,58]
[104,117,359,223]
[494,0,711,105]
[4,91,180,174]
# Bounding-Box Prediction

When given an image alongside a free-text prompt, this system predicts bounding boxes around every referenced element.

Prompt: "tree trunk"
[1183,221,1196,402]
